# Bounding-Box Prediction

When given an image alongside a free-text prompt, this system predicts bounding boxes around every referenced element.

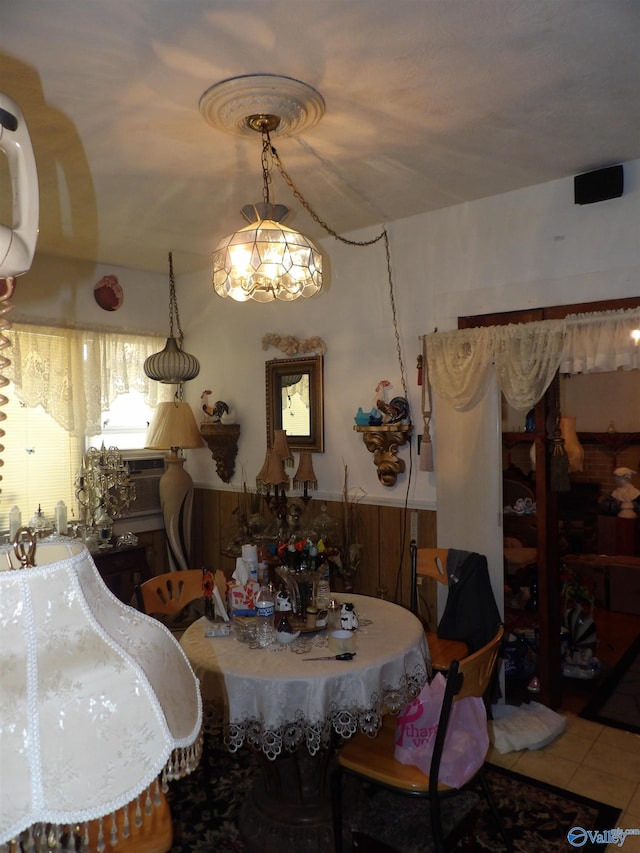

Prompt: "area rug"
[580,632,640,735]
[349,763,622,852]
[167,733,621,853]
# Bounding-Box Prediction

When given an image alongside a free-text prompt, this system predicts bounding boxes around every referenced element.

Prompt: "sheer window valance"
[425,307,640,412]
[8,323,174,435]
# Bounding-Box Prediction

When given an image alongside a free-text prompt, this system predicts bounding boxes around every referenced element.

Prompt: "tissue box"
[229,581,261,616]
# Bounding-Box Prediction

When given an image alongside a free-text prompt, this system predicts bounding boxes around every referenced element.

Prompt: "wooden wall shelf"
[577,432,640,453]
[502,431,640,454]
[502,431,536,449]
[201,422,240,483]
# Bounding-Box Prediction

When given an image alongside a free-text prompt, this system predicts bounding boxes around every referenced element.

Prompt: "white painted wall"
[180,159,640,507]
[13,160,639,513]
[12,254,168,333]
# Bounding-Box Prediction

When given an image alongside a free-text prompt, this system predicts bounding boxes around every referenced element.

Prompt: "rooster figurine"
[376,396,410,424]
[367,380,390,425]
[201,390,229,423]
[372,380,391,411]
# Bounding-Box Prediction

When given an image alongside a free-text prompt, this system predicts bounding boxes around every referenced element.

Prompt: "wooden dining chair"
[331,625,512,853]
[135,569,205,616]
[135,569,226,636]
[411,545,469,671]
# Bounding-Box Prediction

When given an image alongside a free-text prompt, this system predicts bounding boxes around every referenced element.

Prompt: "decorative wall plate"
[94,274,123,311]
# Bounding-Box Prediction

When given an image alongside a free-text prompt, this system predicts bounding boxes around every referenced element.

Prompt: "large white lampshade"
[0,538,202,847]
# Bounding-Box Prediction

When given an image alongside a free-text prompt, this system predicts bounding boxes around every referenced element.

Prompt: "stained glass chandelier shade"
[212,202,322,303]
[200,75,326,304]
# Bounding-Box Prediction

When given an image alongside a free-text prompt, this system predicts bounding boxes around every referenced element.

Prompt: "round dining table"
[180,592,430,853]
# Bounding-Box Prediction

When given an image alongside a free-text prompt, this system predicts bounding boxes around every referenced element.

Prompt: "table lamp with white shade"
[0,535,202,851]
[145,399,204,571]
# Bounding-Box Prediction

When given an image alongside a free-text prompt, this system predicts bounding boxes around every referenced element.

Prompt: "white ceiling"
[2,0,639,276]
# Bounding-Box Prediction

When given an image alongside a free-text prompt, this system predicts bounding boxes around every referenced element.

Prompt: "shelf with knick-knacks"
[353,387,412,486]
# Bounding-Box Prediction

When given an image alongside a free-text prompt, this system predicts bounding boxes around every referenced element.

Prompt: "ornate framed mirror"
[266,355,324,452]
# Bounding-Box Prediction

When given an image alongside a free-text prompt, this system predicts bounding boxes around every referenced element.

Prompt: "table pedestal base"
[240,746,345,853]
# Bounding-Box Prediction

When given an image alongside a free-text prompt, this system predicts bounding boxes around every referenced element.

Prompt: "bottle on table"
[256,583,276,647]
[327,598,341,632]
[315,561,331,609]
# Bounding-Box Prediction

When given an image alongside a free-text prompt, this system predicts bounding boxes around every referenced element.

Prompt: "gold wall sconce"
[354,424,413,487]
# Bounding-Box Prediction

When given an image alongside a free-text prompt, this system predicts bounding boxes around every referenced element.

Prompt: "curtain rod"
[419,305,639,339]
[11,315,165,337]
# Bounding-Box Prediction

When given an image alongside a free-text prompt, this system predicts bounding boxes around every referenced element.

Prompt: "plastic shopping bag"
[394,673,489,789]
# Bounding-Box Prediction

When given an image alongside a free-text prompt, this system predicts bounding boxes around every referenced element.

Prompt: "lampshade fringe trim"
[293,475,317,490]
[0,754,201,853]
[0,732,203,851]
[162,729,204,786]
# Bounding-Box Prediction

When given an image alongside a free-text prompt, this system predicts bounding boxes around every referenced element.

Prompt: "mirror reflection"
[280,371,311,437]
[266,356,324,452]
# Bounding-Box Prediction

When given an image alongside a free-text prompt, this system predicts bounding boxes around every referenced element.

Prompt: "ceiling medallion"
[199,74,325,138]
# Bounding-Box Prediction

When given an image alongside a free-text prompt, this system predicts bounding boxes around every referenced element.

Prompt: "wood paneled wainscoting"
[192,487,438,621]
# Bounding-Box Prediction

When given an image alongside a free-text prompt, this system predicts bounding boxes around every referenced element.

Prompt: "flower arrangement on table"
[273,536,328,617]
[276,536,323,571]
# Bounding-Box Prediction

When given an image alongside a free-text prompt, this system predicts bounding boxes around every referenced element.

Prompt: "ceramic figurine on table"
[340,602,359,631]
[276,589,293,612]
[275,612,301,644]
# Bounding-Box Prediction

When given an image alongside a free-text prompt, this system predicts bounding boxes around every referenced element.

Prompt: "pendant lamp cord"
[269,139,413,606]
[269,142,409,408]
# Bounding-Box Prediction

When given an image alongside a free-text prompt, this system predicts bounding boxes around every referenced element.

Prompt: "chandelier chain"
[167,251,185,348]
[270,143,409,407]
[168,251,187,400]
[261,130,273,206]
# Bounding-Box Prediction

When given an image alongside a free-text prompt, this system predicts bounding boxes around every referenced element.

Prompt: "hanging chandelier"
[144,251,200,383]
[200,76,325,303]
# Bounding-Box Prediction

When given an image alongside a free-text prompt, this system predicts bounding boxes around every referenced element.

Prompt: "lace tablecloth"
[180,593,430,758]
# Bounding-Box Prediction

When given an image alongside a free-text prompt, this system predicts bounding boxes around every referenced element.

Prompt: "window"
[86,389,155,451]
[2,323,172,534]
[1,382,84,531]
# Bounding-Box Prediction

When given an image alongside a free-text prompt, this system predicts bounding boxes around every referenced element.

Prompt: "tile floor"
[487,713,640,852]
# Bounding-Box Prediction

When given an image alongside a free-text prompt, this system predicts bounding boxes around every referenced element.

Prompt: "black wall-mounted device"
[574,164,624,205]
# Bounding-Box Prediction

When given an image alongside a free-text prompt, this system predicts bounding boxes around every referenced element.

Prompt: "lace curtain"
[8,323,174,435]
[425,307,640,412]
